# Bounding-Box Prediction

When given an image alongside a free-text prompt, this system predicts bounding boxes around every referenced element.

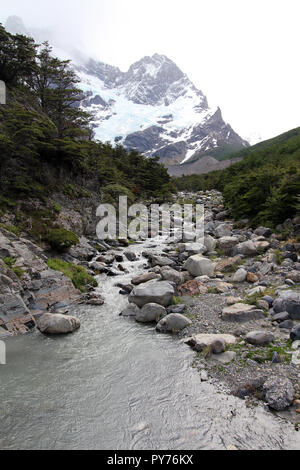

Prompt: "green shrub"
[44,228,79,252]
[47,258,97,292]
[0,224,21,236]
[2,256,16,268]
[12,267,24,279]
[52,203,61,214]
[101,183,135,205]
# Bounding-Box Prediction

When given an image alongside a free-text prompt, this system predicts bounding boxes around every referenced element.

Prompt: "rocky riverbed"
[1,189,300,435]
[113,190,300,422]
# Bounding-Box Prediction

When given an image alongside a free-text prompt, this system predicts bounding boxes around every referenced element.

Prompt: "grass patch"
[274,249,284,265]
[171,296,185,305]
[2,256,16,268]
[246,345,292,364]
[0,223,21,236]
[47,258,98,293]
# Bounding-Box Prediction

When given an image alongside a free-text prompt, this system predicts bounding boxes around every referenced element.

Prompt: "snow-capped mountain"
[77,54,248,168]
[5,16,248,173]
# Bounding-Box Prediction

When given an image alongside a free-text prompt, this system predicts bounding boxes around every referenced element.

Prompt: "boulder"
[272,311,290,323]
[131,273,161,285]
[124,251,137,262]
[287,271,300,283]
[234,241,258,256]
[233,268,247,283]
[156,314,191,333]
[279,320,294,330]
[184,255,215,277]
[254,240,270,252]
[166,304,186,314]
[150,255,175,267]
[120,304,140,317]
[257,299,270,311]
[37,313,80,335]
[219,237,239,256]
[222,303,265,322]
[129,281,175,307]
[204,235,217,252]
[160,267,184,285]
[215,223,232,238]
[254,227,273,238]
[215,256,242,273]
[263,377,294,411]
[247,286,266,296]
[207,351,237,364]
[245,331,274,346]
[290,324,300,341]
[246,272,259,283]
[273,291,300,319]
[226,296,243,306]
[136,303,166,323]
[68,237,96,261]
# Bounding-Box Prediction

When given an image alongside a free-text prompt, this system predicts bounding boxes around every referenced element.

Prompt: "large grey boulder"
[124,251,137,262]
[121,304,140,317]
[160,267,184,285]
[37,313,80,335]
[150,255,175,267]
[245,331,274,346]
[131,272,161,285]
[129,281,175,307]
[184,255,215,277]
[204,235,217,252]
[222,303,265,322]
[215,224,232,238]
[273,291,300,320]
[136,303,166,323]
[156,314,191,333]
[234,240,258,256]
[263,377,294,411]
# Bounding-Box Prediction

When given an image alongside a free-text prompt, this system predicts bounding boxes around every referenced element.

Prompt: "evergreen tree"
[0,24,37,85]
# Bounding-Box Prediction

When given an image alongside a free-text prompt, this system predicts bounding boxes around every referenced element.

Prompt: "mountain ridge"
[5,15,249,171]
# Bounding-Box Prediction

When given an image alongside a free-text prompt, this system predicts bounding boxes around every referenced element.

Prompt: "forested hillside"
[0,24,173,242]
[174,127,300,227]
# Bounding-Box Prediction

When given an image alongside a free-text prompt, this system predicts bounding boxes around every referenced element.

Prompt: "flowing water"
[0,238,299,450]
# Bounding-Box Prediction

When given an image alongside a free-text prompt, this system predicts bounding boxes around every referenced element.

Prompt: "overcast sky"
[1,0,300,144]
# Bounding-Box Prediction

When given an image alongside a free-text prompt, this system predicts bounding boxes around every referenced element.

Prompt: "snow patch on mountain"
[78,69,214,145]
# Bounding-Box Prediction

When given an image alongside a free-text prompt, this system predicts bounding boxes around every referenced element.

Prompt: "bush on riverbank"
[47,258,98,292]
